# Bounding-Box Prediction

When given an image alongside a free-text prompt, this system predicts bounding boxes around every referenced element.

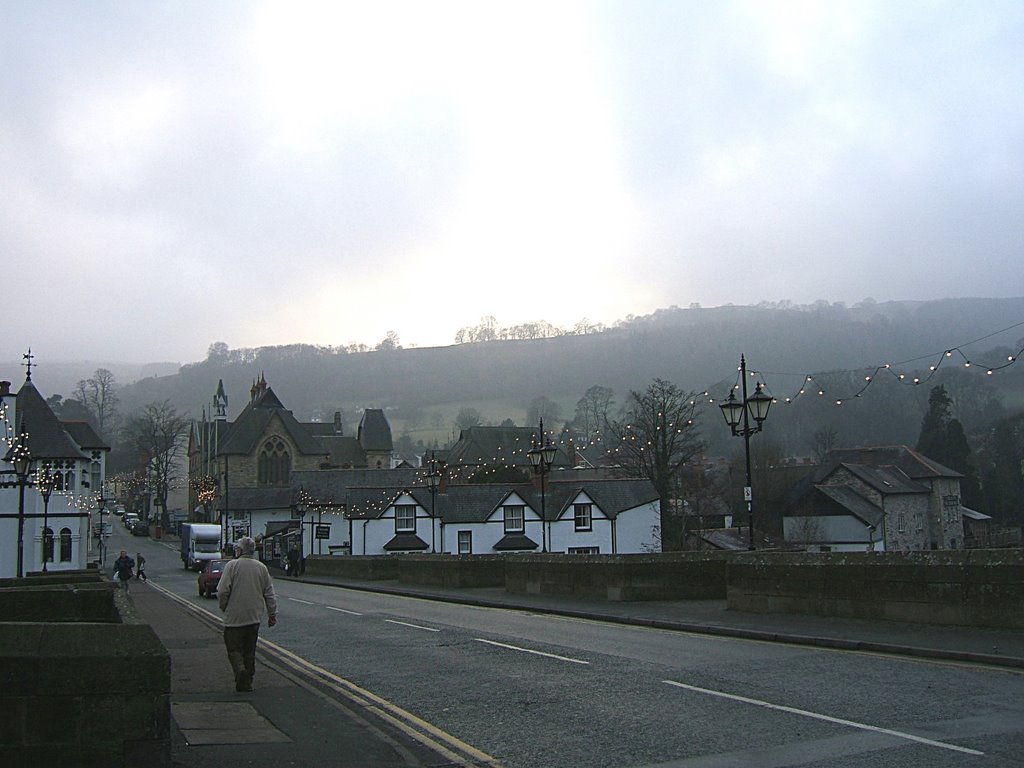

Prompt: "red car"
[197,559,229,598]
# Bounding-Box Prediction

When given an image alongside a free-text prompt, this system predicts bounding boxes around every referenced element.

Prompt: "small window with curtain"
[503,505,524,533]
[574,503,592,531]
[458,531,472,554]
[395,504,416,532]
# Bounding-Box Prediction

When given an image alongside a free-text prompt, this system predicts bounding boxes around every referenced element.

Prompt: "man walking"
[113,550,134,591]
[218,536,277,692]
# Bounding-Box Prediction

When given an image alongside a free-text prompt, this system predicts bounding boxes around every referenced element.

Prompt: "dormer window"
[503,505,524,533]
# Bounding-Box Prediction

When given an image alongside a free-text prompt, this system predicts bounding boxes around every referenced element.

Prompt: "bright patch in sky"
[1,0,1021,363]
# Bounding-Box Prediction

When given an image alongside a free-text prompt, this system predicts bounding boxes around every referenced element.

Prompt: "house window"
[395,504,416,532]
[258,438,291,486]
[573,503,592,532]
[59,528,72,562]
[42,527,54,563]
[503,505,524,533]
[897,513,905,533]
[568,546,599,555]
[914,512,923,531]
[90,460,101,491]
[458,531,472,554]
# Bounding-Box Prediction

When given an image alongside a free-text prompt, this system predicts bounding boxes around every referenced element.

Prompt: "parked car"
[197,559,229,598]
[132,521,150,537]
[124,512,140,529]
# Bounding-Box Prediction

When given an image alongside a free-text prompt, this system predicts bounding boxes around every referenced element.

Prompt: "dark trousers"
[224,624,260,690]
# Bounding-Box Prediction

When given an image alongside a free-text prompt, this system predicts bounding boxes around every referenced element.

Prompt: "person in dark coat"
[286,546,300,577]
[113,550,134,591]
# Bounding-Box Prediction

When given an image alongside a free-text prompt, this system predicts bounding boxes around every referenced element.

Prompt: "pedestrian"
[286,545,300,577]
[218,536,278,692]
[113,550,134,591]
[136,552,147,581]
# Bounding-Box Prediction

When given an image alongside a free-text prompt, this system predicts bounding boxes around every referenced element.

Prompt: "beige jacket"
[218,555,278,627]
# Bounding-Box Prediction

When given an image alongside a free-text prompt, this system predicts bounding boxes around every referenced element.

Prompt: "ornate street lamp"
[12,424,34,578]
[96,495,108,566]
[37,465,56,572]
[527,418,558,553]
[425,454,441,553]
[720,354,773,550]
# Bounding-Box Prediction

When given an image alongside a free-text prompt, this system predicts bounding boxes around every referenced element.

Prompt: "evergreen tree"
[916,385,953,460]
[916,385,981,507]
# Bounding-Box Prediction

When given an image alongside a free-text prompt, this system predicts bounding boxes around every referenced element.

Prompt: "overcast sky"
[3,1,1022,365]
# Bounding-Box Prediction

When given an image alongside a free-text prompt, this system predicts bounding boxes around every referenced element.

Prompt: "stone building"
[186,376,393,549]
[783,445,965,552]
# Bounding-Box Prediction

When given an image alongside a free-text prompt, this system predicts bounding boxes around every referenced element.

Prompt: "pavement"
[132,569,1024,768]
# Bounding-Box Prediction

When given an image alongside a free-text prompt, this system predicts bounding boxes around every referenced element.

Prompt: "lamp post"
[527,418,558,553]
[294,500,308,562]
[96,495,108,566]
[425,455,440,553]
[12,425,34,578]
[37,465,56,572]
[719,354,773,550]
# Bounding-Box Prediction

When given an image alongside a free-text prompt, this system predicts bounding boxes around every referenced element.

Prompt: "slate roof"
[217,386,326,458]
[816,446,961,481]
[833,463,929,495]
[962,507,991,521]
[786,444,952,510]
[218,486,293,512]
[552,478,660,520]
[60,420,109,451]
[815,484,885,527]
[321,472,659,525]
[291,468,423,507]
[493,533,539,551]
[383,533,429,551]
[317,435,367,468]
[357,409,392,452]
[444,426,572,469]
[7,380,89,461]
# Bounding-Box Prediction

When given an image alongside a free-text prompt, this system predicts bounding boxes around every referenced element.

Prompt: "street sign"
[315,524,331,539]
[744,486,752,502]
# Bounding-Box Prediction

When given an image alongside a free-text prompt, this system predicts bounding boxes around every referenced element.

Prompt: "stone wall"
[504,553,729,601]
[0,572,171,767]
[308,549,1023,627]
[727,549,1024,629]
[306,552,729,601]
[306,553,506,587]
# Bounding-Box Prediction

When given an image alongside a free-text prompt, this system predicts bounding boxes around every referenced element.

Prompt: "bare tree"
[573,385,615,440]
[612,379,704,550]
[74,368,119,438]
[455,407,481,431]
[375,331,401,351]
[810,424,839,462]
[527,396,562,427]
[122,401,189,528]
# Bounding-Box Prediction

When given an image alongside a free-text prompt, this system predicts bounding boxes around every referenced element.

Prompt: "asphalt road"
[120,526,1024,768]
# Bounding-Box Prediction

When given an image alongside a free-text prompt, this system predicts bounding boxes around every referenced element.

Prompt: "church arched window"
[258,438,291,486]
